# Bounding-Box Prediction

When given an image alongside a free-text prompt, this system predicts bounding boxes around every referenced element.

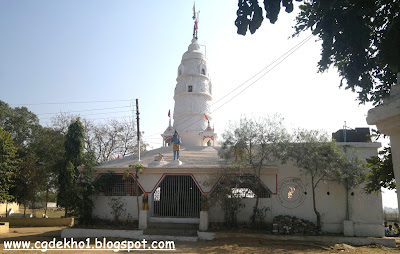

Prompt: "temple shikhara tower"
[162,28,217,146]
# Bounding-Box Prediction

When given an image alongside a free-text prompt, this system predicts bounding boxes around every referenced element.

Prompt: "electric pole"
[136,99,140,161]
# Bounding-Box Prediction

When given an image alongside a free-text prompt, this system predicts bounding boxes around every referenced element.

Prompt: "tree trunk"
[311,177,321,231]
[5,202,8,217]
[23,204,27,217]
[252,179,260,223]
[32,202,36,218]
[45,187,49,216]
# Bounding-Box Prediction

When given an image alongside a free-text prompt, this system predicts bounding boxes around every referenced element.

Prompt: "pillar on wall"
[367,73,400,208]
[199,211,209,231]
[343,220,354,236]
[139,210,148,230]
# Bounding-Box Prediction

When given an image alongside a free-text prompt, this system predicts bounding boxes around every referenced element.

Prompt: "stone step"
[147,222,198,230]
[142,234,198,242]
[148,217,200,224]
[143,228,198,237]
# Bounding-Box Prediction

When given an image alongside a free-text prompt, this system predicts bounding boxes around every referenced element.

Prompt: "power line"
[166,34,314,134]
[10,99,134,106]
[211,34,314,108]
[143,34,313,138]
[40,109,133,120]
[40,115,133,126]
[211,34,314,114]
[36,105,131,116]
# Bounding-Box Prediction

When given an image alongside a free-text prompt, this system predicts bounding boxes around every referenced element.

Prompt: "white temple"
[85,11,387,242]
[162,37,217,147]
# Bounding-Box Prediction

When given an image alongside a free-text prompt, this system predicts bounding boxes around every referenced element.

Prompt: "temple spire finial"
[192,2,199,40]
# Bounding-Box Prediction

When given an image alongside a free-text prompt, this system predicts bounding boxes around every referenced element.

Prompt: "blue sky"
[0,1,396,207]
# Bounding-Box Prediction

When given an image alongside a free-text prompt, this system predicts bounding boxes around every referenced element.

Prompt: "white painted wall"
[0,202,19,214]
[92,196,142,220]
[92,143,383,236]
[209,198,272,223]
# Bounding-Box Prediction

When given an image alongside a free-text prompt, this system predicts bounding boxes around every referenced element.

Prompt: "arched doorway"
[153,175,201,218]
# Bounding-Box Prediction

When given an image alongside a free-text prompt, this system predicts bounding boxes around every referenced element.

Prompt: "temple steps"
[147,222,198,230]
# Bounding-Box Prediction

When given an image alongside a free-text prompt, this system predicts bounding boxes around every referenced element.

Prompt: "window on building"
[188,85,193,92]
[201,68,206,75]
[213,175,271,199]
[94,173,143,196]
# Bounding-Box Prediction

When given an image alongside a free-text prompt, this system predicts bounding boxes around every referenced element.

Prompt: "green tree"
[288,129,365,230]
[333,153,366,220]
[29,127,65,215]
[51,113,147,163]
[0,101,40,148]
[0,128,20,210]
[0,102,55,214]
[364,146,395,193]
[58,118,85,217]
[218,116,290,223]
[207,167,248,227]
[14,155,44,216]
[235,1,400,104]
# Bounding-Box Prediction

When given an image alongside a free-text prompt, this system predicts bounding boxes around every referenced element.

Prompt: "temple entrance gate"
[153,175,201,218]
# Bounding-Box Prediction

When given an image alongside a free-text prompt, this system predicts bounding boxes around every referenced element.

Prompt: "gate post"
[139,210,148,230]
[199,211,209,231]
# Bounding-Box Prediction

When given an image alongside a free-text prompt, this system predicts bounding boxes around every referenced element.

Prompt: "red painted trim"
[130,173,146,193]
[203,176,221,194]
[93,174,101,182]
[191,174,205,193]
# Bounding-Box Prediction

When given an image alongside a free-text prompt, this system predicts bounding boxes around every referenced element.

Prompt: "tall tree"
[58,118,85,216]
[288,129,364,230]
[333,154,366,220]
[14,154,44,216]
[235,1,400,105]
[29,127,65,215]
[51,113,147,163]
[0,101,40,148]
[0,128,20,210]
[218,116,290,221]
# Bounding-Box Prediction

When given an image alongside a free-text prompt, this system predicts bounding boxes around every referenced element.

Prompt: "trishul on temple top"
[192,2,199,40]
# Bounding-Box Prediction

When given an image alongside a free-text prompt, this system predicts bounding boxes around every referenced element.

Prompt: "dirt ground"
[1,227,400,254]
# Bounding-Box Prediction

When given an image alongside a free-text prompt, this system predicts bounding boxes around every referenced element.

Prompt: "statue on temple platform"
[171,130,181,160]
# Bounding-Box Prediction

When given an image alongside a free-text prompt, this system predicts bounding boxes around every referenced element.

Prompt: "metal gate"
[153,175,201,218]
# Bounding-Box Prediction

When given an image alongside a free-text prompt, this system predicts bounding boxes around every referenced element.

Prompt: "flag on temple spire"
[168,109,170,117]
[204,114,208,121]
[192,2,199,39]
